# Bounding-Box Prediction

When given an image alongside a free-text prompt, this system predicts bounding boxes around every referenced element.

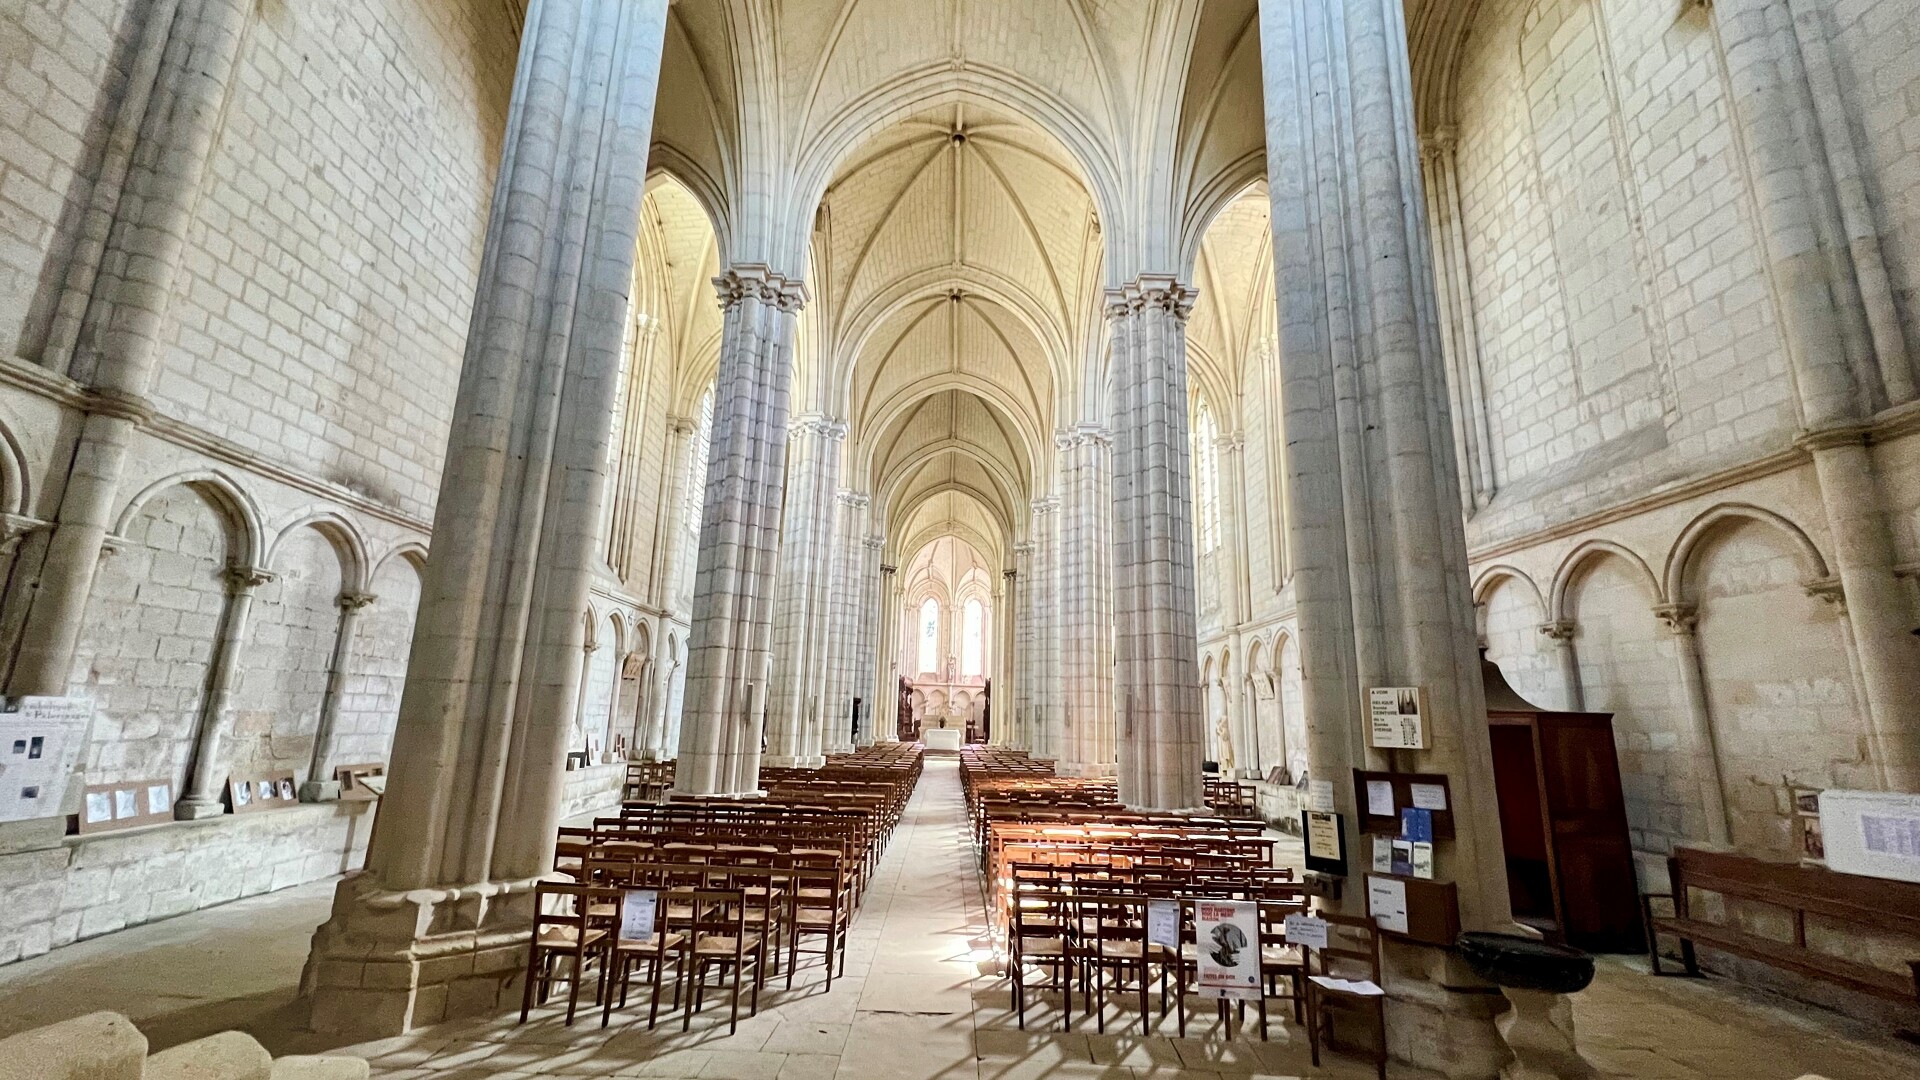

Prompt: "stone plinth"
[301,872,538,1038]
[0,1012,364,1080]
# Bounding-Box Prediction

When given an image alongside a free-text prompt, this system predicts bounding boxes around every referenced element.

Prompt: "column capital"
[222,565,274,595]
[1004,568,1017,581]
[713,264,809,312]
[1419,126,1459,160]
[1054,426,1112,451]
[666,413,696,435]
[863,534,885,550]
[789,413,847,441]
[1538,619,1577,642]
[1794,424,1871,454]
[1030,495,1061,515]
[836,488,871,508]
[337,590,378,613]
[1215,430,1246,453]
[880,563,898,576]
[1653,602,1699,635]
[1123,274,1197,322]
[1012,541,1036,556]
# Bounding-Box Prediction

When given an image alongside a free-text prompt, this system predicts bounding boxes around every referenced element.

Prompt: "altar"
[923,728,963,751]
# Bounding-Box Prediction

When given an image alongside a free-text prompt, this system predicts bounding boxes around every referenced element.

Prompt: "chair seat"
[1262,944,1303,968]
[538,926,607,949]
[1017,939,1070,957]
[694,933,764,955]
[795,909,843,928]
[615,931,686,952]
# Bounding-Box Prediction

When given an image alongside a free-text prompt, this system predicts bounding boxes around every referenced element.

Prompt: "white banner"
[1194,899,1260,1000]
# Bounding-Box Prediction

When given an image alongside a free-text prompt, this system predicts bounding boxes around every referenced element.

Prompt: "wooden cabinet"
[1484,655,1645,953]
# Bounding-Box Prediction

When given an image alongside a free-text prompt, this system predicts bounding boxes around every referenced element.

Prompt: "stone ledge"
[0,1011,365,1080]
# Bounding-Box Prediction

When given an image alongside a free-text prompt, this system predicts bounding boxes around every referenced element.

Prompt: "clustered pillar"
[1055,434,1113,776]
[302,0,670,1036]
[1259,0,1514,1072]
[676,267,809,795]
[765,416,844,767]
[1108,279,1207,811]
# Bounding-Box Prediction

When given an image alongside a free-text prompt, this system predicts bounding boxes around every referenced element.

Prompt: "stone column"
[993,567,1017,747]
[1056,431,1114,777]
[302,590,378,798]
[1010,541,1037,752]
[1419,129,1497,513]
[1538,620,1585,713]
[1260,0,1513,1072]
[1109,281,1206,809]
[1217,432,1252,629]
[650,414,697,607]
[647,653,680,760]
[1027,496,1063,761]
[570,639,600,752]
[874,562,899,741]
[1714,0,1920,790]
[301,0,669,1037]
[8,0,253,697]
[176,565,273,819]
[823,491,869,754]
[854,534,884,746]
[766,417,844,767]
[1654,603,1734,847]
[676,267,809,793]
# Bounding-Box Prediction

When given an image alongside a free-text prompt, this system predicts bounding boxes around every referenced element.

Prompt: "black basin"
[1455,932,1595,994]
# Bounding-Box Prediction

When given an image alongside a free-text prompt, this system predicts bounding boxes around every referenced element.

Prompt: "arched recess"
[76,479,254,792]
[1560,542,1688,855]
[1672,507,1862,856]
[1474,567,1559,709]
[234,517,359,779]
[345,543,426,769]
[1274,632,1308,784]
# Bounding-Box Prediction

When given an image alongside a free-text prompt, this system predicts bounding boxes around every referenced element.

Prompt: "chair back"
[1306,911,1382,984]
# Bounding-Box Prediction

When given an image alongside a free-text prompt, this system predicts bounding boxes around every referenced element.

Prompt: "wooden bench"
[1642,846,1920,1009]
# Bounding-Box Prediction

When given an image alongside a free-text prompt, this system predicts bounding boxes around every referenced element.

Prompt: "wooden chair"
[1008,882,1076,1031]
[679,887,764,1034]
[519,881,613,1026]
[1255,899,1307,1039]
[1303,912,1387,1080]
[1080,893,1162,1035]
[600,886,687,1029]
[786,854,852,988]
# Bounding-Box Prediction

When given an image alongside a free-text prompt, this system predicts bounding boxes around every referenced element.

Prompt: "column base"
[174,798,226,821]
[1370,943,1511,1080]
[301,870,540,1039]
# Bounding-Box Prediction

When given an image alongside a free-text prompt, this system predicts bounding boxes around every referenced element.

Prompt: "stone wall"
[0,799,373,965]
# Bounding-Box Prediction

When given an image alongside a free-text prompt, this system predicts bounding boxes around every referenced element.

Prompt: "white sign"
[1367,687,1428,750]
[1283,913,1329,950]
[0,696,91,823]
[1409,783,1447,811]
[1819,789,1920,884]
[1372,836,1393,873]
[620,889,659,941]
[1308,779,1335,813]
[1146,899,1180,950]
[1194,900,1260,1000]
[1366,779,1395,817]
[1366,875,1409,935]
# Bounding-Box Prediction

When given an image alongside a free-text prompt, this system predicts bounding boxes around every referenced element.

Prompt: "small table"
[923,728,963,751]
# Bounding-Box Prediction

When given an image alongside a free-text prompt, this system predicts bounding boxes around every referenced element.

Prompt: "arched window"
[1192,399,1222,554]
[917,597,940,674]
[684,388,714,533]
[961,598,985,677]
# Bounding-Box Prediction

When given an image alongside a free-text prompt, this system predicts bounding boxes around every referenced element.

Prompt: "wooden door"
[1537,714,1645,953]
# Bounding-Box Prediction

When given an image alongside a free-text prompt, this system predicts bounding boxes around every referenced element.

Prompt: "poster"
[1819,790,1920,884]
[1146,900,1180,950]
[1410,782,1447,810]
[1308,779,1335,813]
[1366,780,1395,817]
[1305,812,1342,860]
[1367,686,1428,750]
[1366,875,1409,934]
[1194,900,1260,1000]
[0,696,91,823]
[620,889,659,941]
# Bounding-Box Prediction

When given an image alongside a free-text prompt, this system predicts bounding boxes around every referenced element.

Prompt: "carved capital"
[1215,430,1246,453]
[1012,541,1036,557]
[712,264,809,313]
[666,413,696,436]
[336,590,377,614]
[222,565,275,595]
[1803,576,1846,613]
[1126,275,1197,323]
[1030,496,1061,516]
[1054,426,1112,452]
[836,489,871,509]
[880,563,898,576]
[862,535,885,551]
[1538,619,1577,643]
[1419,126,1459,161]
[1652,602,1698,636]
[789,414,847,442]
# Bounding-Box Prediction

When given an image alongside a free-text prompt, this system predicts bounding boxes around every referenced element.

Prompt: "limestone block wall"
[0,798,373,965]
[559,761,625,823]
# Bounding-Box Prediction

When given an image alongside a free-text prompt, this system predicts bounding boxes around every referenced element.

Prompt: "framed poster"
[1366,686,1429,750]
[76,779,174,833]
[1193,899,1260,1000]
[1819,789,1920,884]
[0,696,91,823]
[1302,810,1347,876]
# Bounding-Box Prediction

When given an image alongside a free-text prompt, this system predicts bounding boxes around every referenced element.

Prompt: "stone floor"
[3,756,1918,1079]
